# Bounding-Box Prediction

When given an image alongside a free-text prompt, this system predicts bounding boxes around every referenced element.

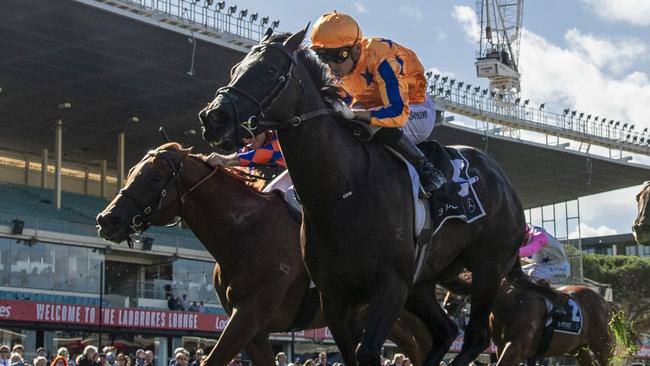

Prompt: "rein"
[119,149,272,248]
[208,40,376,206]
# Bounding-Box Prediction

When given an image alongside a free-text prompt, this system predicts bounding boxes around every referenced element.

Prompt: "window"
[0,236,103,293]
[173,259,218,304]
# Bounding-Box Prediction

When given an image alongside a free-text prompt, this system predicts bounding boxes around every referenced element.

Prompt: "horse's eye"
[152,176,163,182]
[266,68,276,75]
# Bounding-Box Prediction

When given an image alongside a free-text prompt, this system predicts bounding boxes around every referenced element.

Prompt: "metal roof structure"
[0,0,248,166]
[0,0,648,210]
[435,122,650,209]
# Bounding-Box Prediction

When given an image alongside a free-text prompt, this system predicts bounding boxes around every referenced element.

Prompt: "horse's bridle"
[212,42,332,137]
[117,149,185,247]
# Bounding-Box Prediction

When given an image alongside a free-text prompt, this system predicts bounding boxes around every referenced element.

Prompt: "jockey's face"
[322,43,361,78]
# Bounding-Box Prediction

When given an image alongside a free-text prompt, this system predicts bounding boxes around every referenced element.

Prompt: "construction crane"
[475,0,524,101]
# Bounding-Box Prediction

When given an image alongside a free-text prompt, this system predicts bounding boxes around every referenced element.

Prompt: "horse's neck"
[180,163,270,265]
[277,83,369,205]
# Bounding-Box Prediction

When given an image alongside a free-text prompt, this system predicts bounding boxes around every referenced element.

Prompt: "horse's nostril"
[98,213,122,229]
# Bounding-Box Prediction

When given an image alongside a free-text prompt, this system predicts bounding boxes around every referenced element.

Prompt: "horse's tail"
[609,304,641,358]
[505,260,565,305]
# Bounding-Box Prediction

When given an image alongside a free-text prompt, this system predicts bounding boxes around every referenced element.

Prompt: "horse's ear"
[283,22,310,51]
[261,27,273,44]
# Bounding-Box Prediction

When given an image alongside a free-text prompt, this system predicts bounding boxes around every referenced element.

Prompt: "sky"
[223,0,650,238]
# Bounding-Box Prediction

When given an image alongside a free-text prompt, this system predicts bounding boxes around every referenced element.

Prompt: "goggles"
[315,47,352,64]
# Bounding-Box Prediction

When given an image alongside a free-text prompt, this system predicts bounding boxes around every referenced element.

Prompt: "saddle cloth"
[416,141,487,236]
[544,296,583,335]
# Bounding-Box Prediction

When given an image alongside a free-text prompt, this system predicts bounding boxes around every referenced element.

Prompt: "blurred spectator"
[174,298,184,311]
[390,354,404,366]
[134,351,144,366]
[98,353,106,366]
[1,345,10,366]
[293,359,301,366]
[168,349,187,366]
[116,354,128,366]
[188,302,198,312]
[181,295,190,311]
[275,353,287,366]
[402,359,411,366]
[303,361,314,366]
[173,353,187,366]
[227,354,243,366]
[315,353,330,366]
[33,356,47,366]
[77,346,98,366]
[11,346,23,359]
[57,348,75,366]
[51,356,67,366]
[167,296,176,311]
[197,302,205,313]
[143,351,154,366]
[105,353,116,366]
[35,348,47,361]
[190,350,203,366]
[9,352,23,366]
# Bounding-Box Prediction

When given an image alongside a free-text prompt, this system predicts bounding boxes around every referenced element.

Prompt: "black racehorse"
[198,28,547,366]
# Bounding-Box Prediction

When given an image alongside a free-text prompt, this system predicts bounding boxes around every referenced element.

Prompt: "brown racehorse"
[96,143,432,366]
[633,181,650,244]
[443,278,614,366]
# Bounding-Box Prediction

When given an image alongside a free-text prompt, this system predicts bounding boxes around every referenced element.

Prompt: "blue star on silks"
[395,55,405,76]
[361,67,374,85]
[379,38,394,48]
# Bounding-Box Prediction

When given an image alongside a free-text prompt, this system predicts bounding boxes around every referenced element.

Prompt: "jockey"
[207,130,284,169]
[519,225,571,284]
[310,11,447,194]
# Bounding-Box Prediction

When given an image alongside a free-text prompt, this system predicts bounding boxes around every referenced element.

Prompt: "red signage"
[18,299,643,357]
[0,299,332,339]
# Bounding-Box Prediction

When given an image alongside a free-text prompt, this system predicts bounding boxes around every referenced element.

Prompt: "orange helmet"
[310,11,363,49]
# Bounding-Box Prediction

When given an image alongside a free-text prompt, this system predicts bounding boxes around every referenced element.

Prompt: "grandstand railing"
[135,279,218,304]
[0,212,204,251]
[119,0,272,42]
[429,82,650,156]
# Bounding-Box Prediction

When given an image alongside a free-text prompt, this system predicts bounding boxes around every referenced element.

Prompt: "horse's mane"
[265,33,340,100]
[156,142,192,154]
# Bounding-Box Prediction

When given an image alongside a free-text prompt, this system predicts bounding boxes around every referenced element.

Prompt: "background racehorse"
[633,181,650,244]
[443,279,614,366]
[198,29,550,366]
[96,143,433,366]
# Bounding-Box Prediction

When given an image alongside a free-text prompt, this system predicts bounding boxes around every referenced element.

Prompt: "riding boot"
[391,134,447,194]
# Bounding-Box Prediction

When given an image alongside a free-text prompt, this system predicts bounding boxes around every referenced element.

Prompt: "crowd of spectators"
[0,344,205,366]
[166,294,205,313]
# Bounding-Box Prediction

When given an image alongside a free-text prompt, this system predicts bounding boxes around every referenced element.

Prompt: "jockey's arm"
[353,57,410,127]
[207,134,283,168]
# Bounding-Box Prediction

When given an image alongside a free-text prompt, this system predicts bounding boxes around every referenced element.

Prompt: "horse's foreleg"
[450,269,501,366]
[388,310,433,366]
[245,333,275,366]
[201,305,274,366]
[321,294,360,366]
[356,272,409,366]
[404,283,458,366]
